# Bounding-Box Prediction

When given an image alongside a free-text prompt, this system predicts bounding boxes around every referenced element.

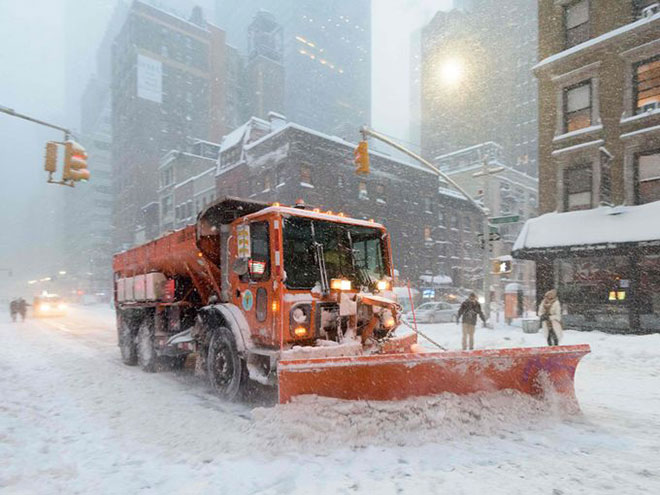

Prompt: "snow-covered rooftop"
[513,202,660,253]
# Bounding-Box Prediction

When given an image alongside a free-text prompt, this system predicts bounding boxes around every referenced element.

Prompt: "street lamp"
[437,58,464,87]
[59,270,67,275]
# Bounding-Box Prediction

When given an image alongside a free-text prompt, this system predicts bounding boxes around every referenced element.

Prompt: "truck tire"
[137,317,158,373]
[207,326,247,401]
[118,313,137,366]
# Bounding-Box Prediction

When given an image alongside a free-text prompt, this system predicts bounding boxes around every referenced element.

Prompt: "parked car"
[405,301,459,323]
[33,294,67,318]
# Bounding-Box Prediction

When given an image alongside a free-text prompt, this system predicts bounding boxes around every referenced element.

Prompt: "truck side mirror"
[232,258,249,276]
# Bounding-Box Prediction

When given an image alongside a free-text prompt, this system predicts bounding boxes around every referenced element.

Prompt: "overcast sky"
[0,0,451,294]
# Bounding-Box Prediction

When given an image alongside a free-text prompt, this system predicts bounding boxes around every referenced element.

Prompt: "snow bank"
[249,390,565,454]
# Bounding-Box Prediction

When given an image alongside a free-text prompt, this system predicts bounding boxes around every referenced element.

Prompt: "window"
[451,214,459,230]
[423,197,433,213]
[634,55,660,114]
[564,80,592,133]
[564,165,592,211]
[358,181,368,200]
[375,183,385,199]
[438,211,445,227]
[636,151,660,205]
[300,165,312,185]
[424,226,432,241]
[244,222,270,282]
[564,0,589,48]
[276,165,285,186]
[264,174,272,191]
[463,216,471,232]
[337,175,344,188]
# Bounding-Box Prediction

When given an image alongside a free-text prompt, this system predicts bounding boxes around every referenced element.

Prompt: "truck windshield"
[282,216,387,290]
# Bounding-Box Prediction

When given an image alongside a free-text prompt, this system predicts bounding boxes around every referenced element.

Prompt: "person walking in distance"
[539,289,563,346]
[9,299,18,322]
[457,293,487,351]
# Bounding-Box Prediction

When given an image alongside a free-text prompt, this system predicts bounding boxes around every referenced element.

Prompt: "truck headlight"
[290,304,311,338]
[40,303,51,311]
[376,280,390,291]
[330,278,352,291]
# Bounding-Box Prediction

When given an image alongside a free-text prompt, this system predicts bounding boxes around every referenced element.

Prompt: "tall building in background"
[245,11,285,120]
[215,0,371,135]
[420,0,538,176]
[111,0,241,248]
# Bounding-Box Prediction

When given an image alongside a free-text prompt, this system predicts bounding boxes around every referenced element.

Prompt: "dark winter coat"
[457,299,486,326]
[17,299,27,316]
[9,300,17,315]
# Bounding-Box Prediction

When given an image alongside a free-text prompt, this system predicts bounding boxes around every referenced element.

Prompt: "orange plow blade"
[278,344,590,407]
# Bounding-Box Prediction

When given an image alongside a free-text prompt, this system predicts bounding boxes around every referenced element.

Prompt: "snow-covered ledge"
[553,125,603,143]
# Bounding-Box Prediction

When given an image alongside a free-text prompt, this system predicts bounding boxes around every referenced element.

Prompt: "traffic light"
[354,140,370,175]
[492,258,512,275]
[63,140,90,182]
[44,141,58,173]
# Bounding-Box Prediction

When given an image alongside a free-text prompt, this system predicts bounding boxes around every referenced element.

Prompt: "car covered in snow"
[405,301,459,323]
[33,294,67,317]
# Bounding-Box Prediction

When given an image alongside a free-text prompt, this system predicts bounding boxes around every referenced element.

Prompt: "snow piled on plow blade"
[251,389,572,452]
[278,345,590,409]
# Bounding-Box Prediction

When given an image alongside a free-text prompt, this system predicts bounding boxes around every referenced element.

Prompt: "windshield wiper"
[313,241,330,294]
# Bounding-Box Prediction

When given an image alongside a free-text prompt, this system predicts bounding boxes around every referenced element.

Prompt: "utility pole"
[473,156,504,321]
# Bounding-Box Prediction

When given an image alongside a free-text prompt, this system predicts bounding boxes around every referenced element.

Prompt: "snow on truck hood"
[513,202,660,253]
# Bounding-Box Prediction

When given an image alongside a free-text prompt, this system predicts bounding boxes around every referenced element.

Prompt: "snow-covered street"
[1,305,659,494]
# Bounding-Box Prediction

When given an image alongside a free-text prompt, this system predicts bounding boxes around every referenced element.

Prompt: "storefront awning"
[513,202,660,259]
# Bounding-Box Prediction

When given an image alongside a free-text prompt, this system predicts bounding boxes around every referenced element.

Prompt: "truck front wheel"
[207,327,246,401]
[137,317,158,373]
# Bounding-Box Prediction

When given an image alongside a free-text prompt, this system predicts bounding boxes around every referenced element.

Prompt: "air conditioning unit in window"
[641,3,660,18]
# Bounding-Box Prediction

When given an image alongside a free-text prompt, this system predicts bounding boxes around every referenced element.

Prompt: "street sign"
[489,215,520,225]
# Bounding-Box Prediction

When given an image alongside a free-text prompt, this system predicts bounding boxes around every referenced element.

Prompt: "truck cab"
[221,205,397,350]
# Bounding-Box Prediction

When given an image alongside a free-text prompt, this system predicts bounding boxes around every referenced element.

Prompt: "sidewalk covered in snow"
[513,203,660,334]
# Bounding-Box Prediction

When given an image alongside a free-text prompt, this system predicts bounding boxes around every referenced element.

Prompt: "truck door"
[233,220,274,346]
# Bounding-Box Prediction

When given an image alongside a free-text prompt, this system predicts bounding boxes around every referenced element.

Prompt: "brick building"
[514,0,660,333]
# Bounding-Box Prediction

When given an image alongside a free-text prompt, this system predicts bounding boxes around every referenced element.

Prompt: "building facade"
[514,0,660,333]
[206,115,483,286]
[215,0,371,135]
[436,142,539,302]
[111,1,240,249]
[420,0,539,176]
[157,139,220,233]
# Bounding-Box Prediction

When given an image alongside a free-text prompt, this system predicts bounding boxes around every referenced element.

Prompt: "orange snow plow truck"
[113,197,590,406]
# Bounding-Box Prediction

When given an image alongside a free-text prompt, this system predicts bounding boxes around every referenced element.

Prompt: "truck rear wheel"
[118,313,137,366]
[137,317,158,373]
[207,327,246,401]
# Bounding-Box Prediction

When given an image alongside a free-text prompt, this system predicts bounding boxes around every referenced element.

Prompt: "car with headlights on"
[33,294,68,317]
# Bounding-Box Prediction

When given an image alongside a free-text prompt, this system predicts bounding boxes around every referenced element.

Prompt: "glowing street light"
[59,270,67,275]
[438,58,464,86]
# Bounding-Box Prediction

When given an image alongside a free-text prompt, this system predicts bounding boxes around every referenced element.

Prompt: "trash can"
[522,318,540,333]
[504,283,523,325]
